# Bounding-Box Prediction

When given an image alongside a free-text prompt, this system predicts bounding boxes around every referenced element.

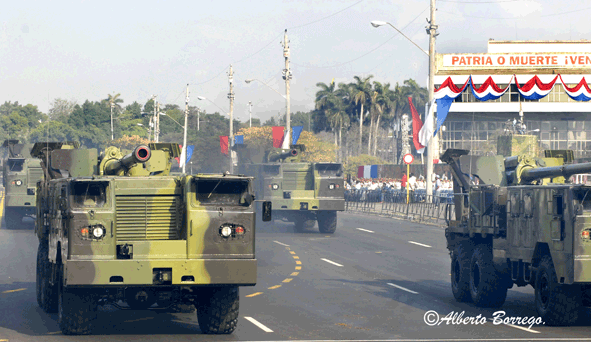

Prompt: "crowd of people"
[345,174,453,192]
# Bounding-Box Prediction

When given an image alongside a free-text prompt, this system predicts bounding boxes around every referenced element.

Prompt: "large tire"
[58,266,98,335]
[4,207,22,230]
[37,243,58,313]
[294,216,316,232]
[196,286,239,334]
[451,241,473,303]
[317,211,337,234]
[469,244,507,307]
[535,255,580,326]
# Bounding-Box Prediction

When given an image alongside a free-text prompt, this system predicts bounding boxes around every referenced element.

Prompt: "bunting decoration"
[470,75,514,101]
[559,75,591,101]
[514,75,559,100]
[429,74,591,142]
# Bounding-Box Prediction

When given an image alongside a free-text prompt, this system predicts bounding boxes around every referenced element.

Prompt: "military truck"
[442,135,591,326]
[33,142,271,335]
[2,139,44,229]
[236,144,344,233]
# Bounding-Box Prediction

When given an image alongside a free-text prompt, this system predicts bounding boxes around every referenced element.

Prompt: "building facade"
[435,40,591,160]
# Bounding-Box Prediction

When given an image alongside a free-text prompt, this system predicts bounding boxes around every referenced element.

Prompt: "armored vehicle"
[236,144,344,233]
[34,142,270,335]
[2,139,44,229]
[442,136,591,326]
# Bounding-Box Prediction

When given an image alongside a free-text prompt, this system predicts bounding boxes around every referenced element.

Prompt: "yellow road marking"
[296,260,301,265]
[2,288,26,294]
[289,251,296,254]
[292,255,299,259]
[268,285,281,289]
[47,331,61,335]
[375,251,382,254]
[124,317,154,323]
[290,272,299,276]
[246,292,263,298]
[325,235,330,237]
[295,266,301,270]
[0,194,5,222]
[282,278,292,283]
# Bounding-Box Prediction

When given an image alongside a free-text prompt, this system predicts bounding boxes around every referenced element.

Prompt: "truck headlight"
[328,183,335,190]
[92,225,105,238]
[14,180,22,186]
[272,184,279,190]
[220,225,233,238]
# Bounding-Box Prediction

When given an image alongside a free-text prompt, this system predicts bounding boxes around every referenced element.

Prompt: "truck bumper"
[5,193,36,209]
[574,256,591,283]
[65,259,257,286]
[273,199,345,211]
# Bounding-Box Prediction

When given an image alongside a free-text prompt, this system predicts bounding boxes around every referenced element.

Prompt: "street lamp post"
[159,112,188,173]
[371,2,438,199]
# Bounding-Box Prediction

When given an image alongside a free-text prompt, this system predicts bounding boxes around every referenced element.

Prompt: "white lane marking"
[273,240,290,247]
[409,241,432,248]
[321,258,344,267]
[356,228,375,233]
[504,323,540,334]
[387,283,419,294]
[244,316,274,333]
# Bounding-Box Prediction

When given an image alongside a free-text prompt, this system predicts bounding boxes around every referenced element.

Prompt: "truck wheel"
[4,207,22,230]
[294,217,315,232]
[37,243,58,313]
[451,241,472,302]
[535,255,580,326]
[196,286,239,334]
[58,267,98,335]
[469,244,507,307]
[317,211,337,234]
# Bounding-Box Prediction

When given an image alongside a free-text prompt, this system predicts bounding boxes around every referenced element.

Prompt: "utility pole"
[228,65,235,173]
[183,84,189,174]
[248,101,252,127]
[281,29,292,149]
[425,0,438,200]
[197,107,201,131]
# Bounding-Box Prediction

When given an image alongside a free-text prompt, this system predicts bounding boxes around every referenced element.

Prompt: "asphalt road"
[2,201,591,341]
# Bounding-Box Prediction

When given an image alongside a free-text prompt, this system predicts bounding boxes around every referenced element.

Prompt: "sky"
[1,0,590,123]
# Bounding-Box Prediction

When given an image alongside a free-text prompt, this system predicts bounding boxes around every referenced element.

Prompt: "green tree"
[351,75,373,155]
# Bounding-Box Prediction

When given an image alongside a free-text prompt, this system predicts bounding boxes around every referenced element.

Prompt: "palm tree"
[351,75,373,155]
[105,93,123,140]
[372,82,392,156]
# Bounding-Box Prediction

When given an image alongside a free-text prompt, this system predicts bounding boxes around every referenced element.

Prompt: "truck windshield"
[7,159,24,172]
[573,188,591,212]
[70,182,108,208]
[195,179,251,206]
[316,163,342,177]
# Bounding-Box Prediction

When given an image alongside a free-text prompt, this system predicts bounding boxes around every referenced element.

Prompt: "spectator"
[401,173,407,190]
[408,173,417,190]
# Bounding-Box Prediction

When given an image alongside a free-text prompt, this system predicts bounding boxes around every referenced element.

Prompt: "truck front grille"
[283,171,314,190]
[28,168,43,187]
[115,195,181,241]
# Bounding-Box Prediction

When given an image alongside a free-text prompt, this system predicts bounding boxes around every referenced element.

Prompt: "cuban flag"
[559,75,591,101]
[357,165,378,179]
[515,75,558,100]
[470,75,514,101]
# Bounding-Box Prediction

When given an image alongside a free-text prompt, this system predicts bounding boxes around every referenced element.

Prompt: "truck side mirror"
[262,201,272,222]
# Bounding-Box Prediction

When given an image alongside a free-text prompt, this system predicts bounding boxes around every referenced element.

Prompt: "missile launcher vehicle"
[442,135,591,326]
[33,142,271,335]
[2,139,44,229]
[236,144,344,233]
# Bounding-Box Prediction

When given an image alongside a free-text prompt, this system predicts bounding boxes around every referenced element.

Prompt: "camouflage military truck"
[33,142,270,335]
[2,139,44,229]
[442,135,591,325]
[236,144,344,233]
